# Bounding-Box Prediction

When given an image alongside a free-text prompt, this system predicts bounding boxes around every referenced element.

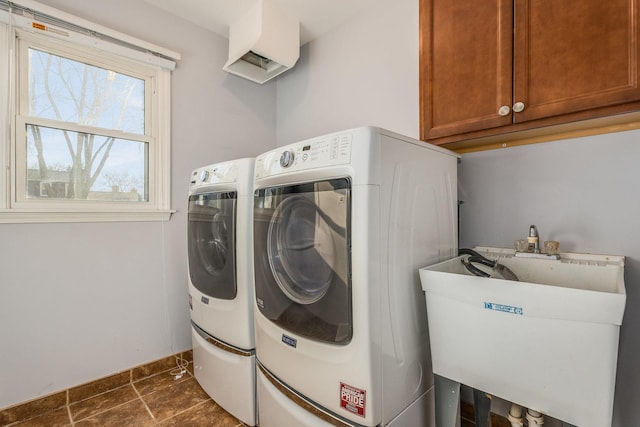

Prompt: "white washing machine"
[188,158,257,426]
[252,127,459,427]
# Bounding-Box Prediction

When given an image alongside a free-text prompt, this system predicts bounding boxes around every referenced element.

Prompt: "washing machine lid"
[254,178,352,344]
[188,191,237,300]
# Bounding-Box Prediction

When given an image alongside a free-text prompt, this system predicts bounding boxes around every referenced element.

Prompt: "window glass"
[25,124,148,201]
[28,48,145,134]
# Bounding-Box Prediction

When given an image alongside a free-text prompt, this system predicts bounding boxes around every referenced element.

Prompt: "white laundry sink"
[419,247,626,427]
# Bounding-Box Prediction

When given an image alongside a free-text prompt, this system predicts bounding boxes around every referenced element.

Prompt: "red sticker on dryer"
[340,382,366,417]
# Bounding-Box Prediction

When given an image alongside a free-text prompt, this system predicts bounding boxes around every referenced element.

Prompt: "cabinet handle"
[498,105,511,116]
[512,102,525,113]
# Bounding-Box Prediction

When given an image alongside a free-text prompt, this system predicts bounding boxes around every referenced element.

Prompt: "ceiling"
[142,0,371,45]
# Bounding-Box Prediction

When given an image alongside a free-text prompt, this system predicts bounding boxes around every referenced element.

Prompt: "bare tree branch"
[30,51,142,200]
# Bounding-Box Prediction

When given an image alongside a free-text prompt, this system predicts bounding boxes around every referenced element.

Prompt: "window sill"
[0,209,174,223]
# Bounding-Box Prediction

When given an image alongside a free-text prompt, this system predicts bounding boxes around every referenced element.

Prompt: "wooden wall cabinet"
[420,0,640,149]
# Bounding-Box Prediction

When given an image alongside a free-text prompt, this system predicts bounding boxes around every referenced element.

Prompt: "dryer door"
[188,191,237,300]
[254,178,352,344]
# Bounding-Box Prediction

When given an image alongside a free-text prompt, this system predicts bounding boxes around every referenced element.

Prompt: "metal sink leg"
[473,388,491,427]
[435,375,460,427]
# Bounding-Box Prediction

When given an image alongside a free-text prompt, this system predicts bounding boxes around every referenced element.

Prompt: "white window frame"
[1,20,8,213]
[0,1,178,223]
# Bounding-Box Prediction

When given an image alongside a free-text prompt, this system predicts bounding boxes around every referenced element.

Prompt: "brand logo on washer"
[281,334,297,348]
[201,296,209,305]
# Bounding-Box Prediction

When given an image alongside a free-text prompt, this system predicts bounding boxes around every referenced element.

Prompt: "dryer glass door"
[188,191,237,300]
[254,178,351,344]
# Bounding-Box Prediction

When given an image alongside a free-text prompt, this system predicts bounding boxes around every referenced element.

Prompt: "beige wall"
[275,0,419,145]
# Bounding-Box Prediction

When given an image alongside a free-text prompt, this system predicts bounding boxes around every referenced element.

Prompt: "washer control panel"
[255,132,352,179]
[190,161,238,187]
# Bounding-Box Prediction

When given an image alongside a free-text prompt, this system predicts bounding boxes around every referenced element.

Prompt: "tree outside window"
[25,48,149,202]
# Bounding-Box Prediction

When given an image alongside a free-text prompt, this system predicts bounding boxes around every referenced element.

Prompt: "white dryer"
[252,127,459,427]
[188,158,256,426]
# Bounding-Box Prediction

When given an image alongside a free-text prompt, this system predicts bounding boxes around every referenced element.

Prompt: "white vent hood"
[223,0,300,84]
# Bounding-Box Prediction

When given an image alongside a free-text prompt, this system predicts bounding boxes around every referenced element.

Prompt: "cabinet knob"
[512,102,525,113]
[498,105,511,116]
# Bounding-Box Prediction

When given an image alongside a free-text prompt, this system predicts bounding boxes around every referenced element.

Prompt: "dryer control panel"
[255,132,352,179]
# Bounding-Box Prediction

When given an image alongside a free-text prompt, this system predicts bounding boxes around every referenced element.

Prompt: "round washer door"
[267,195,336,304]
[188,191,237,300]
[254,178,352,344]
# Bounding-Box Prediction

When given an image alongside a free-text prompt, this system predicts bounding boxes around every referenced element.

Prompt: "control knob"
[199,170,210,182]
[279,150,295,168]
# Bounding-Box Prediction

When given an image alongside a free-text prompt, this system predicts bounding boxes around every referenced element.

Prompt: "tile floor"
[1,350,510,427]
[0,352,245,427]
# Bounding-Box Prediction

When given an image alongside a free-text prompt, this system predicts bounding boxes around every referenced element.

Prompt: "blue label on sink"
[484,302,523,315]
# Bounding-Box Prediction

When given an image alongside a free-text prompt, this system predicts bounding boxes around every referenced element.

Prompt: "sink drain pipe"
[526,409,545,426]
[507,404,545,426]
[507,404,524,427]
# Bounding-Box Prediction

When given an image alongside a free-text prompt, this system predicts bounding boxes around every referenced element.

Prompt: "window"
[1,3,178,222]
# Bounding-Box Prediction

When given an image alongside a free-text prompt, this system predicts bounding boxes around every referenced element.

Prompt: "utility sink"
[419,247,626,427]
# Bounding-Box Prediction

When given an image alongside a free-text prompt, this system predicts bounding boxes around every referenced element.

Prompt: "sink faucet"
[528,225,540,253]
[516,224,560,260]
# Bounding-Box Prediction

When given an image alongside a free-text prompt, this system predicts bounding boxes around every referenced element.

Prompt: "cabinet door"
[513,0,640,122]
[420,0,513,139]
